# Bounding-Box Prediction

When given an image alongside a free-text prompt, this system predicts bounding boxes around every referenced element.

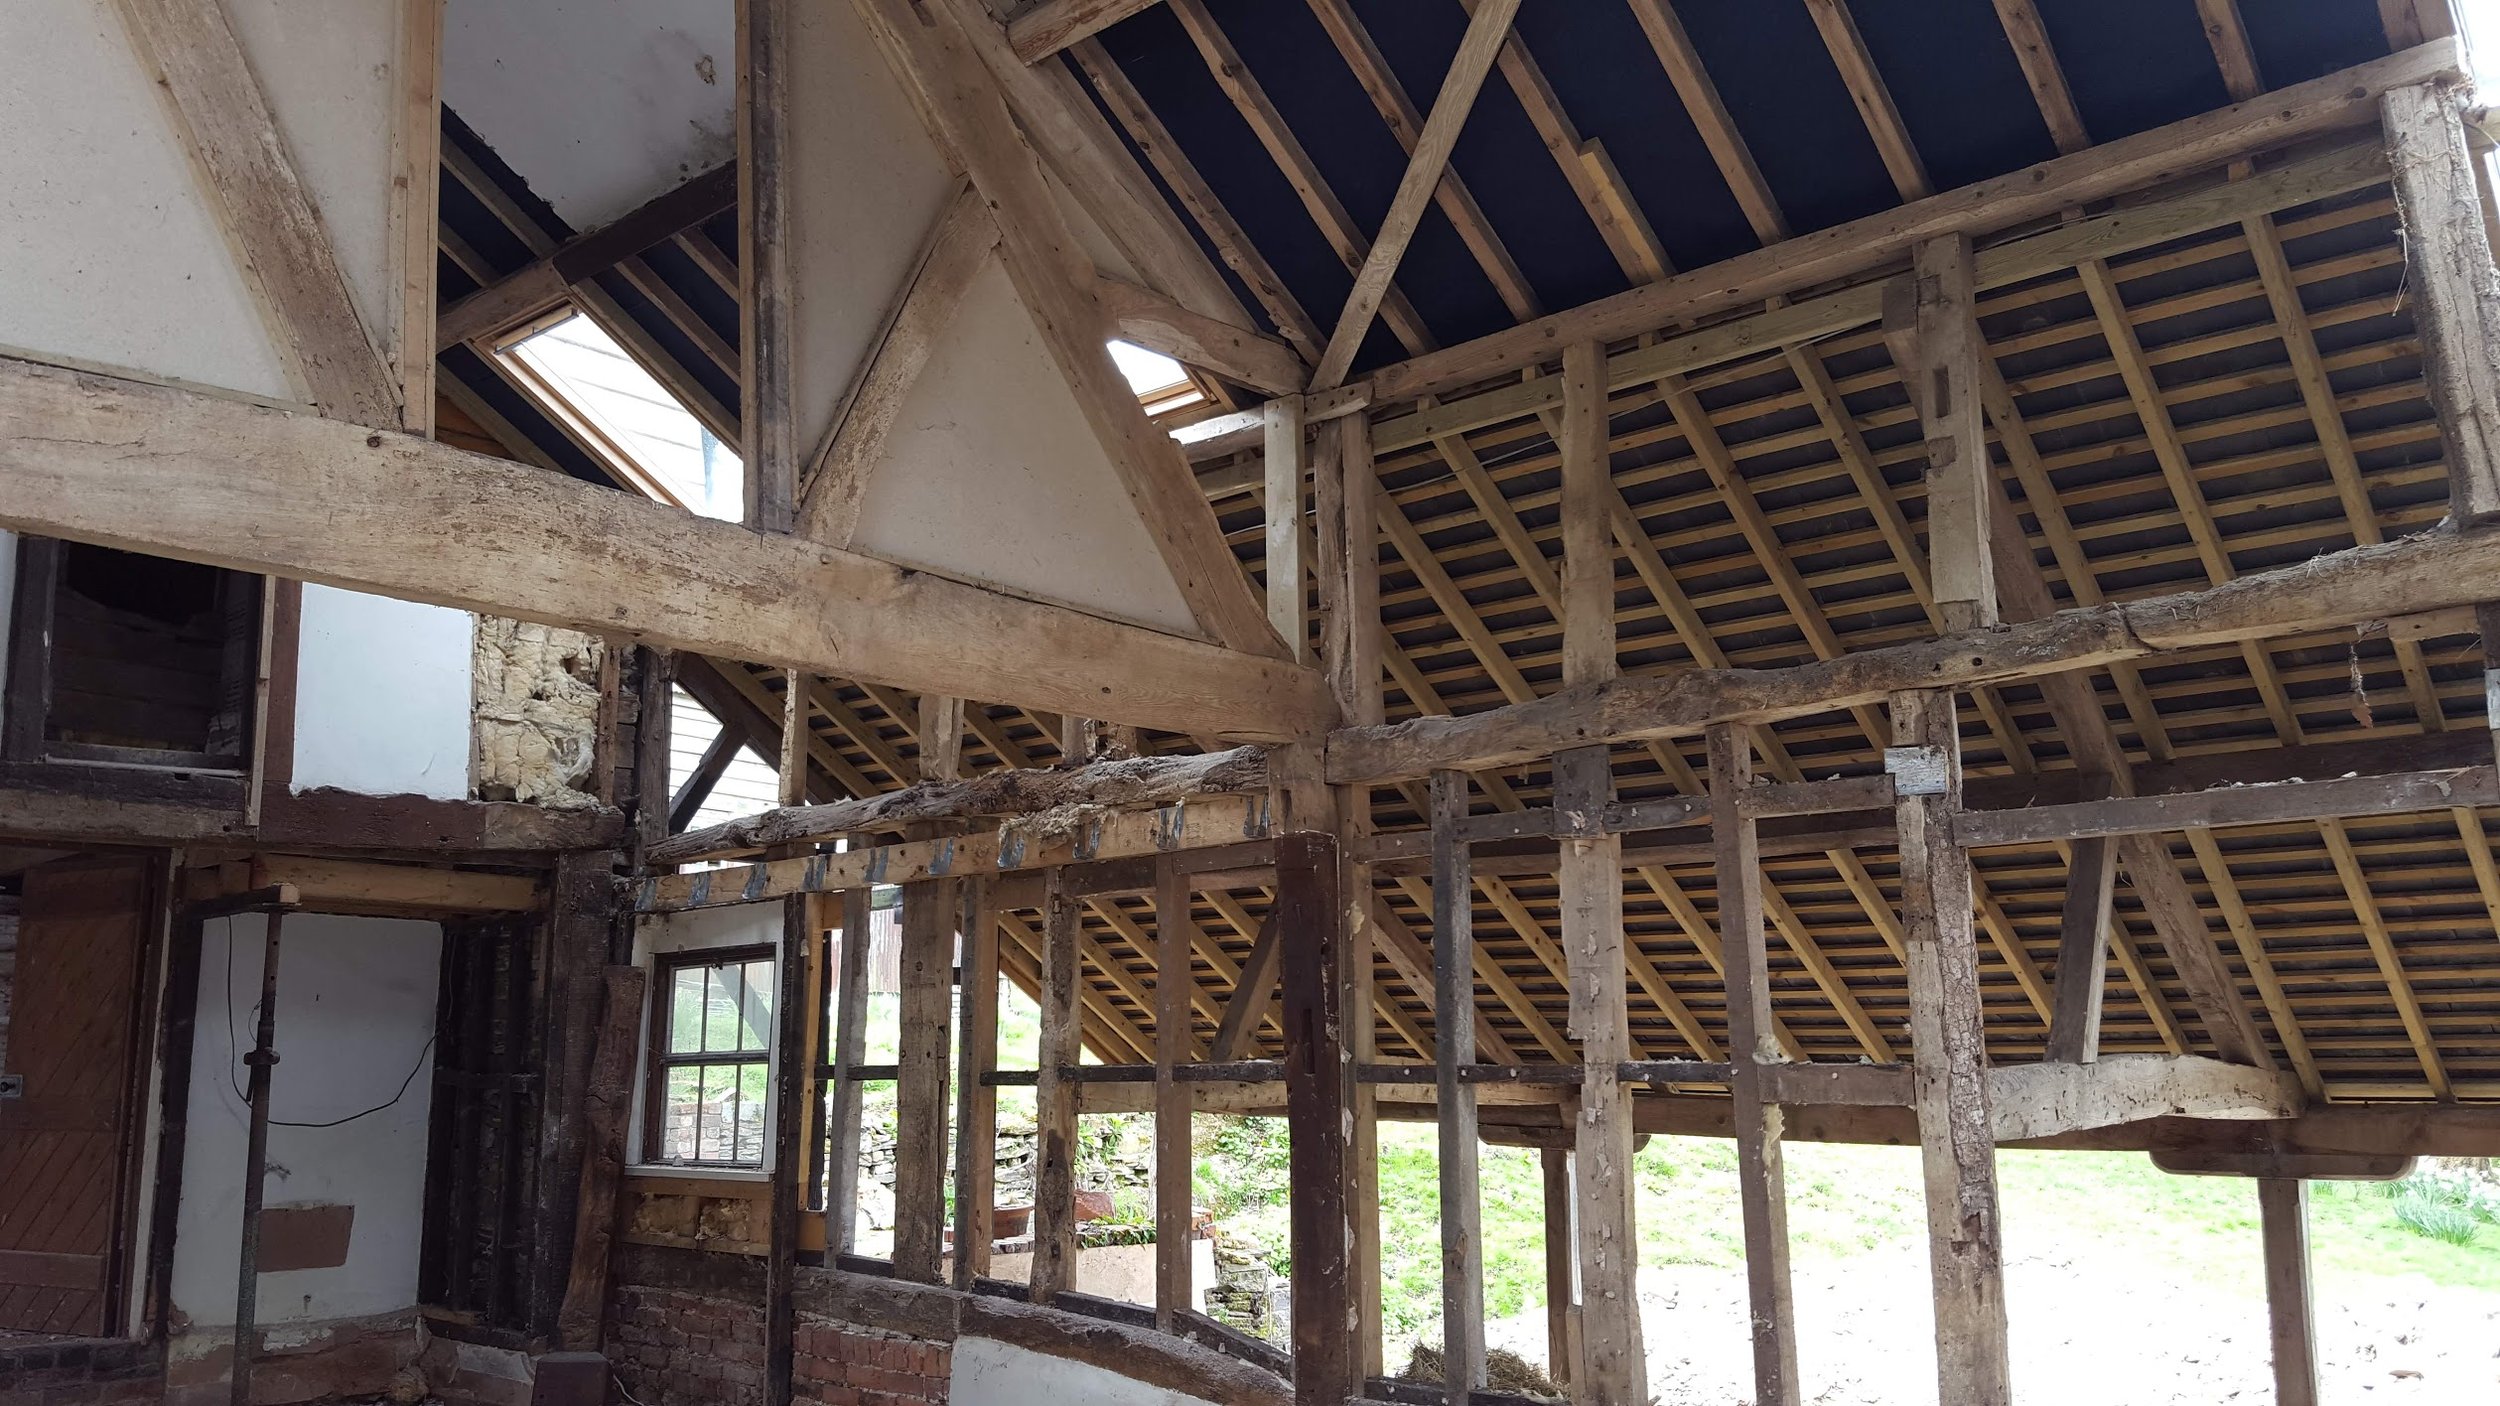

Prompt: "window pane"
[504,313,744,520]
[703,966,741,1053]
[669,965,705,1053]
[696,1065,732,1162]
[741,958,775,1050]
[735,1062,769,1163]
[662,1065,703,1161]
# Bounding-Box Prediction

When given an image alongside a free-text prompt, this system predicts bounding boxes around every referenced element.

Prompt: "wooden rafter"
[1308,0,1519,390]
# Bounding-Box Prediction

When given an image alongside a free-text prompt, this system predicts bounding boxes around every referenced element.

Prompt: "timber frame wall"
[9,3,2500,1406]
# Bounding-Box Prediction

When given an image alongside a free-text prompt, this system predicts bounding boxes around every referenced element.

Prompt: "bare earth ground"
[1486,1230,2500,1405]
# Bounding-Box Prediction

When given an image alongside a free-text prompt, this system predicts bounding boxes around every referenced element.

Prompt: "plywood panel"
[0,0,291,397]
[0,856,152,1336]
[849,258,1199,634]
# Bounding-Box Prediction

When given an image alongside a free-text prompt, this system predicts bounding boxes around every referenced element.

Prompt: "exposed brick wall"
[793,1322,947,1406]
[606,1267,949,1406]
[0,1337,164,1406]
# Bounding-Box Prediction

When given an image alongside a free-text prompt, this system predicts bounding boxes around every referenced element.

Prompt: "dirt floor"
[1485,1228,2500,1404]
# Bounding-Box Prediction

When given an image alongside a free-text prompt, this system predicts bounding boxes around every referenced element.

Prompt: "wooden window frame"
[641,943,778,1169]
[0,536,281,810]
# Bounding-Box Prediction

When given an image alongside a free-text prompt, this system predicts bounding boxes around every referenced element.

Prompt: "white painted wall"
[224,0,403,368]
[949,1336,1218,1406]
[292,585,475,800]
[626,904,788,1179]
[0,0,292,397]
[171,914,442,1327]
[851,259,1200,635]
[784,0,955,460]
[442,0,736,230]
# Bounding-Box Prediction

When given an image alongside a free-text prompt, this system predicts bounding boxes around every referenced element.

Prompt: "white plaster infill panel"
[849,258,1200,636]
[293,585,475,801]
[170,914,443,1328]
[0,0,292,399]
[441,0,736,230]
[950,1334,1219,1406]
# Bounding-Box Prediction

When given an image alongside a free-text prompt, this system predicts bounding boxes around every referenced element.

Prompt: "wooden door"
[0,856,156,1335]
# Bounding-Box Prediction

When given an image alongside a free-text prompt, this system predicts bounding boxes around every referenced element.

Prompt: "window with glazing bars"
[644,946,775,1166]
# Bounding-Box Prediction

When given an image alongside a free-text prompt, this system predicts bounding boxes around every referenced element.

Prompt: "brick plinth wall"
[606,1250,948,1406]
[0,1338,164,1406]
[604,1243,1293,1406]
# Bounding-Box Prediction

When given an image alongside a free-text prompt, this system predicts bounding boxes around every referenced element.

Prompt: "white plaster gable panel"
[849,258,1200,635]
[224,0,403,371]
[786,0,958,459]
[950,1335,1218,1406]
[442,0,736,229]
[0,0,292,397]
[293,585,476,800]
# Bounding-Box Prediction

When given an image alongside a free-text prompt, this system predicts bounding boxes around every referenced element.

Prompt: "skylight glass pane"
[507,313,743,521]
[1108,339,1188,398]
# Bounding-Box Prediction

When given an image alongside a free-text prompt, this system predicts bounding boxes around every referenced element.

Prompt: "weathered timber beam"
[636,792,1271,913]
[1006,0,1162,64]
[651,746,1269,864]
[0,355,1329,742]
[437,164,737,348]
[1987,1055,2304,1142]
[1955,765,2500,848]
[1096,275,1306,397]
[1359,40,2460,408]
[1327,519,2500,784]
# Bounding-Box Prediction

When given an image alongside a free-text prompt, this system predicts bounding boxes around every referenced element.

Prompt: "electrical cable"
[222,913,438,1129]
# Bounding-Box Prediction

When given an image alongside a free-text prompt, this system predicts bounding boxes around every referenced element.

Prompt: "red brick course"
[607,1285,948,1406]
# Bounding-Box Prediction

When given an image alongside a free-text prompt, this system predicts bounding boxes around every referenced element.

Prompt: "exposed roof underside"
[438,0,2497,1105]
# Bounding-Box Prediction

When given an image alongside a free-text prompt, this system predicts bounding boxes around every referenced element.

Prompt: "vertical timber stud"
[825,887,874,1254]
[1708,723,1801,1406]
[1266,394,1310,662]
[2384,82,2500,523]
[1277,831,1356,1406]
[230,911,286,1406]
[777,671,808,808]
[1908,234,1996,631]
[2045,835,2119,1064]
[1030,870,1083,1303]
[1539,1149,1577,1391]
[737,0,797,530]
[765,894,811,1406]
[2260,1178,2321,1406]
[1430,770,1486,1403]
[1558,336,1643,1406]
[895,695,965,1282]
[1318,411,1387,1373]
[1153,859,1195,1329]
[952,879,1000,1289]
[1890,690,2012,1404]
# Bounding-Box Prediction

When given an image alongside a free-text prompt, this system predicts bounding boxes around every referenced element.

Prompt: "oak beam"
[2383,80,2500,522]
[1028,872,1083,1303]
[1900,236,1996,631]
[2044,836,2118,1063]
[1710,725,1800,1406]
[953,879,1001,1288]
[1308,0,1520,390]
[1276,832,1357,1406]
[0,355,1328,742]
[1007,0,1161,64]
[1098,274,1306,397]
[1428,771,1485,1403]
[2261,1178,2321,1406]
[1892,689,2011,1405]
[1326,518,2500,783]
